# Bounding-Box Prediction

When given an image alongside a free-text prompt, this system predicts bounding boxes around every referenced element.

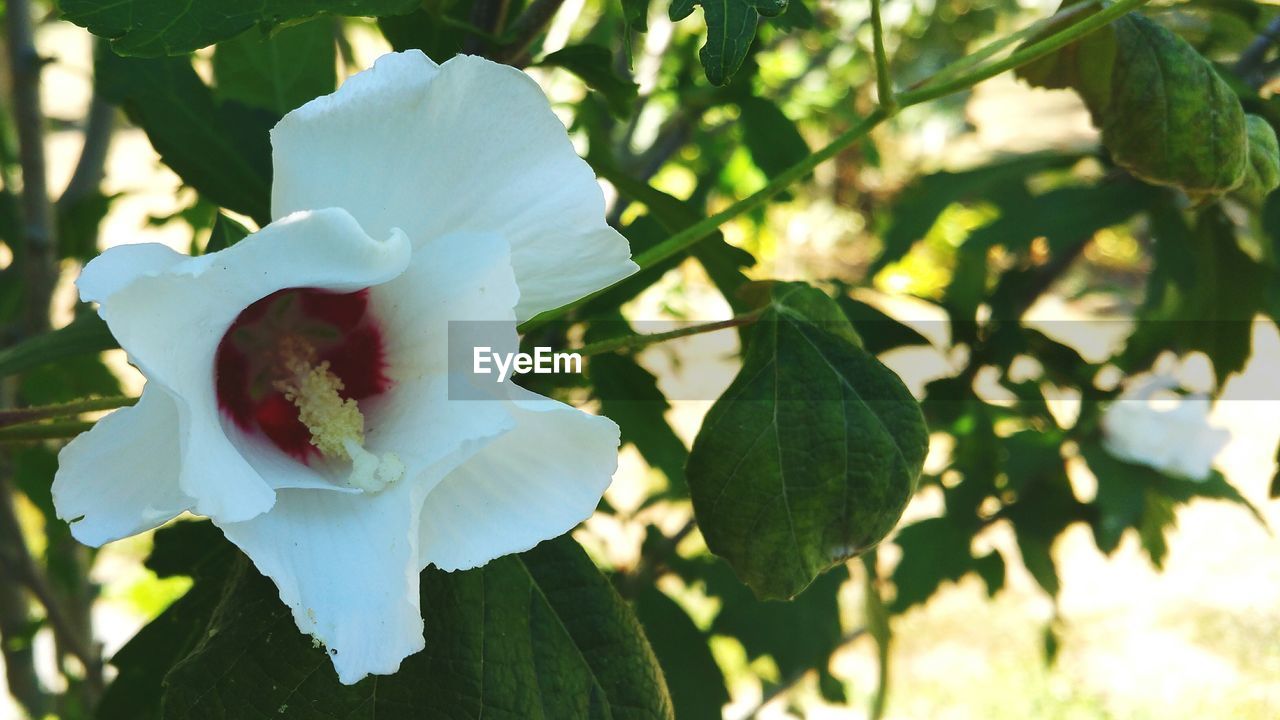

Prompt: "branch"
[57,56,115,210]
[6,0,57,337]
[0,559,48,716]
[0,477,103,695]
[1235,15,1280,86]
[496,0,567,66]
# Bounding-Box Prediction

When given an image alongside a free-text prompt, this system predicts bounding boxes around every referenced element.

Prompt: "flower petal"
[271,51,638,321]
[77,242,185,304]
[366,230,520,483]
[418,385,621,572]
[52,386,192,547]
[86,208,412,522]
[216,480,426,685]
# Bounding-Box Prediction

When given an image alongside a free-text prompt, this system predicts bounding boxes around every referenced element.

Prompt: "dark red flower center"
[214,287,390,462]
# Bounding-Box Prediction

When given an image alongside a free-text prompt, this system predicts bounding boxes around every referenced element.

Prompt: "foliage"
[1,0,1278,718]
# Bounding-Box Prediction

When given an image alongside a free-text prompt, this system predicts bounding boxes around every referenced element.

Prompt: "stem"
[897,0,1149,107]
[863,553,892,720]
[518,108,888,334]
[869,0,896,112]
[0,395,135,429]
[518,0,1148,335]
[573,311,763,357]
[910,0,1102,92]
[496,0,567,65]
[0,420,95,442]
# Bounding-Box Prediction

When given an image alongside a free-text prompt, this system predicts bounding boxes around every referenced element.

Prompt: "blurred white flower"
[1101,374,1230,481]
[51,51,636,684]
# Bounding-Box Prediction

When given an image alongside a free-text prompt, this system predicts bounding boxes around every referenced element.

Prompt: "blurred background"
[1,0,1279,718]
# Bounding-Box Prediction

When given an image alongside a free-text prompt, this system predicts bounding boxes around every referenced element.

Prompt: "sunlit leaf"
[669,0,789,85]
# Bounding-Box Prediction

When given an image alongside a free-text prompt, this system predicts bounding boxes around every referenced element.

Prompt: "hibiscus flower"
[52,51,637,684]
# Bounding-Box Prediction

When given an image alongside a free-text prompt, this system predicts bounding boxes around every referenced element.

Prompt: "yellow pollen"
[273,337,403,493]
[275,358,365,459]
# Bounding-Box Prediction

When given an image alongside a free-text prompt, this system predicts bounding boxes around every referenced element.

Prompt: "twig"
[616,518,697,599]
[464,0,513,57]
[0,395,135,429]
[1235,15,1280,86]
[573,311,763,358]
[0,477,103,695]
[496,0,567,65]
[0,420,96,442]
[58,46,115,210]
[0,540,47,717]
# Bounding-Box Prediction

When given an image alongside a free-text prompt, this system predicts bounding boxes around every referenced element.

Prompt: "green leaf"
[622,0,651,33]
[834,295,931,356]
[673,555,848,694]
[1122,205,1266,385]
[538,45,638,118]
[632,586,729,719]
[97,523,235,720]
[1231,115,1280,208]
[96,48,274,224]
[686,282,927,599]
[62,0,419,57]
[0,314,117,380]
[871,152,1080,274]
[1082,442,1263,565]
[588,341,690,491]
[1020,12,1247,198]
[204,212,253,254]
[159,535,674,719]
[737,96,810,179]
[669,0,789,85]
[890,516,1002,613]
[212,19,337,116]
[57,192,115,262]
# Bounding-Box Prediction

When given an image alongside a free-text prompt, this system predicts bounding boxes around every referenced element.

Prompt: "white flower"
[51,52,637,684]
[1101,374,1230,481]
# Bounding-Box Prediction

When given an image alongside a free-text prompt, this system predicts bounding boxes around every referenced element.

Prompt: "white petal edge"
[271,51,638,322]
[52,385,192,547]
[417,384,621,572]
[216,479,426,685]
[87,208,412,522]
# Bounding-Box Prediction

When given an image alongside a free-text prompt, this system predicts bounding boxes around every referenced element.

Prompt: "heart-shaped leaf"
[686,282,927,599]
